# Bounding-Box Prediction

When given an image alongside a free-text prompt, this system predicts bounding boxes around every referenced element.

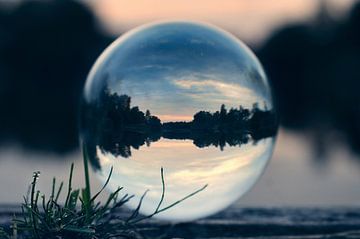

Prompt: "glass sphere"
[80,21,277,221]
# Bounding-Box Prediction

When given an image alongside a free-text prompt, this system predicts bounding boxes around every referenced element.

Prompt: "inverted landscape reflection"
[81,21,278,220]
[97,138,274,221]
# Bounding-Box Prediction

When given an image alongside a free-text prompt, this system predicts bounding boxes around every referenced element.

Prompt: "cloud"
[172,77,262,108]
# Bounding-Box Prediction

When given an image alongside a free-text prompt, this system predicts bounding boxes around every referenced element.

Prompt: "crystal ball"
[80,21,277,221]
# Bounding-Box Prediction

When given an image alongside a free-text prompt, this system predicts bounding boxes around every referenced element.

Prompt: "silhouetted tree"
[87,92,278,160]
[220,104,227,124]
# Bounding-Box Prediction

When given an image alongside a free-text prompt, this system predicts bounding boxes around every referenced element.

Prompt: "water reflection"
[82,91,277,167]
[96,138,275,221]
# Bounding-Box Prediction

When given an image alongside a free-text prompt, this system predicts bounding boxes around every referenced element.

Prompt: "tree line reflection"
[81,89,277,168]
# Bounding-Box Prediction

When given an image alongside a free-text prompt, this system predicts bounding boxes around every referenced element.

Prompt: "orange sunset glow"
[157,114,193,122]
[86,0,356,44]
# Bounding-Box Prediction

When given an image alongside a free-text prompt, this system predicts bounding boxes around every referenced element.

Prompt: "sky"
[85,0,358,45]
[84,21,272,122]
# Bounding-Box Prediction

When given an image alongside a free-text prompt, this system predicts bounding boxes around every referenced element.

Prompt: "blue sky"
[86,22,273,121]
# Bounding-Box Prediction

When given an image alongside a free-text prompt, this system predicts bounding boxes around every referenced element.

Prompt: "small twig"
[30,171,40,239]
[65,163,74,208]
[90,166,114,203]
[129,167,208,224]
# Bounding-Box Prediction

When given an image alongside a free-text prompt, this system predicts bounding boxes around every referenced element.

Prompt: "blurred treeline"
[0,1,112,153]
[0,0,359,156]
[257,3,360,155]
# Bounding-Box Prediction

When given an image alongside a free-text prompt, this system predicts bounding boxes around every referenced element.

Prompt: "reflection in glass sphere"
[80,21,278,221]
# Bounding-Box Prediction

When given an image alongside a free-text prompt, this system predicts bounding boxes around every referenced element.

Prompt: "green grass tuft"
[0,162,207,239]
[0,145,207,238]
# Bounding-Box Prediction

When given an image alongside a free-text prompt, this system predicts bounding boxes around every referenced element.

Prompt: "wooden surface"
[1,205,360,238]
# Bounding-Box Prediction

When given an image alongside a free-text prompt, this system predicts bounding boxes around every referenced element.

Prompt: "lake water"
[0,129,359,209]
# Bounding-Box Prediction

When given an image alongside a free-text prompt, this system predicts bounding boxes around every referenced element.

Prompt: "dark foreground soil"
[1,205,360,238]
